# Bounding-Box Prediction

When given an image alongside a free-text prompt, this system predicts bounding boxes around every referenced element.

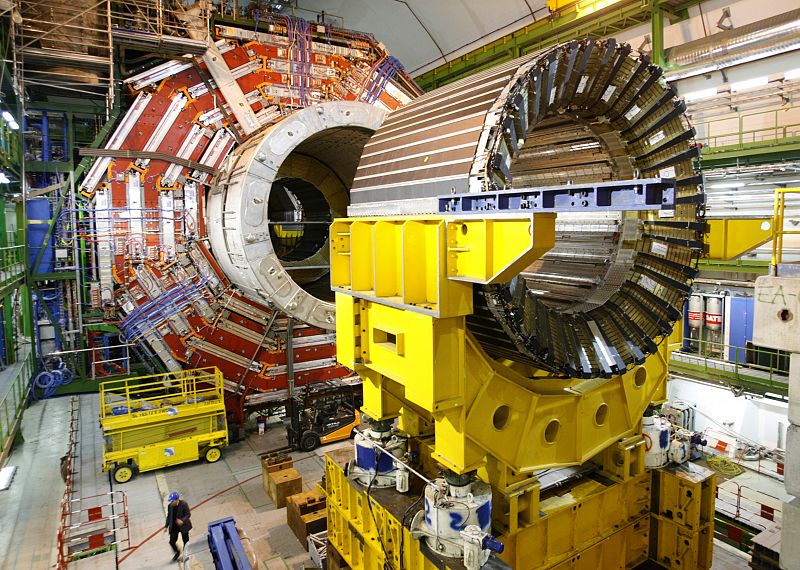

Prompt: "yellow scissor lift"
[99,367,229,483]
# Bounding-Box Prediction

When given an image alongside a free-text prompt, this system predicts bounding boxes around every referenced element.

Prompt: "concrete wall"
[667,377,788,450]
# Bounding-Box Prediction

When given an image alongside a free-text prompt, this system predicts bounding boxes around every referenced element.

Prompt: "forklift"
[285,381,363,452]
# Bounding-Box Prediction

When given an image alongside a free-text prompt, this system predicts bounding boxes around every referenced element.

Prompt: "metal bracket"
[438,177,675,214]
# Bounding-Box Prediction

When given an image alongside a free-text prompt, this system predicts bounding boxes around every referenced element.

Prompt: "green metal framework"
[0,350,34,466]
[414,0,705,91]
[670,338,789,399]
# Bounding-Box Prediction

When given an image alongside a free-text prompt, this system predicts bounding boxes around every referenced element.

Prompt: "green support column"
[0,197,14,364]
[651,2,666,68]
[2,293,13,364]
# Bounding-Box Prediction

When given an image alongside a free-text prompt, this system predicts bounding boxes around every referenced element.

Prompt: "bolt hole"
[461,224,468,235]
[544,419,560,444]
[595,403,609,426]
[634,367,647,388]
[493,405,510,430]
[779,309,793,322]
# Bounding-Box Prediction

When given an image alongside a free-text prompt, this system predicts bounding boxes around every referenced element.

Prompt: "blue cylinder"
[27,198,54,274]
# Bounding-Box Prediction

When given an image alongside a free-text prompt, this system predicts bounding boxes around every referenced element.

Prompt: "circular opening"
[779,309,793,322]
[761,221,771,231]
[268,177,332,262]
[595,403,609,426]
[509,118,634,314]
[492,405,510,430]
[634,367,647,388]
[544,419,560,444]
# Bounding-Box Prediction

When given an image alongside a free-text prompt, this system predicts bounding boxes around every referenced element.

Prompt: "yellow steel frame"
[327,452,653,570]
[650,466,716,569]
[329,213,711,569]
[99,367,228,473]
[705,218,773,261]
[332,215,667,478]
[772,188,800,266]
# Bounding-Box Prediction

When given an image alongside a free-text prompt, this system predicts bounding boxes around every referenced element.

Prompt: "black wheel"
[299,431,321,452]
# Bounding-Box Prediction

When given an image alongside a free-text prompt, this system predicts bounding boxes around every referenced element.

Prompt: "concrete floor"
[0,393,763,570]
[0,393,341,570]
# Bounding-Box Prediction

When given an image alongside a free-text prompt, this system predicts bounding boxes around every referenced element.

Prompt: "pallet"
[267,467,302,508]
[287,488,327,547]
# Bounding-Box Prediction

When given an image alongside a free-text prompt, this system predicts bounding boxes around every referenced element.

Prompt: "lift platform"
[99,367,228,483]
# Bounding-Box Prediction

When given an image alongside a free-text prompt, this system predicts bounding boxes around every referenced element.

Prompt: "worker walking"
[164,491,192,561]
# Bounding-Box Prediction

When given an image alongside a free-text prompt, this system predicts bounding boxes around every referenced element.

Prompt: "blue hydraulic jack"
[207,517,252,570]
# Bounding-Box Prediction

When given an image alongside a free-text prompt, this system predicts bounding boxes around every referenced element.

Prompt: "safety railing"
[0,350,34,465]
[671,337,788,395]
[0,244,25,291]
[56,491,130,568]
[702,426,785,481]
[716,481,783,532]
[772,188,800,268]
[699,123,800,150]
[696,105,800,151]
[110,0,210,44]
[55,397,80,569]
[48,343,133,382]
[99,366,223,421]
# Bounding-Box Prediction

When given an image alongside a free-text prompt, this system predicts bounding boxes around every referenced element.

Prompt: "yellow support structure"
[705,218,773,261]
[328,211,715,569]
[650,465,717,569]
[772,188,800,266]
[326,454,653,570]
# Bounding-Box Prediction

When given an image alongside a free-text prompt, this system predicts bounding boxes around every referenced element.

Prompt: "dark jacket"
[165,500,193,532]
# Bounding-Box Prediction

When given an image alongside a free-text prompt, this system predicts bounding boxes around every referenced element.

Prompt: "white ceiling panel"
[290,0,547,77]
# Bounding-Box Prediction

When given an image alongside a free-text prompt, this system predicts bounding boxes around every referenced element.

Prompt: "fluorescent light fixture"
[785,68,800,81]
[683,87,718,101]
[707,181,745,189]
[731,76,768,92]
[1,111,19,130]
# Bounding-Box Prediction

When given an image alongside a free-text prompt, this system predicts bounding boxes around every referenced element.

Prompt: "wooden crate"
[267,467,302,508]
[260,453,293,495]
[287,488,327,547]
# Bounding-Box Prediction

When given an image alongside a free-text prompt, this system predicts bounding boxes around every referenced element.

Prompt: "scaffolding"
[13,0,114,106]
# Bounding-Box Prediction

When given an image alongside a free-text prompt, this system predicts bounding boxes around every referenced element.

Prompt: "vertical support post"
[651,2,665,68]
[41,111,50,163]
[287,318,295,398]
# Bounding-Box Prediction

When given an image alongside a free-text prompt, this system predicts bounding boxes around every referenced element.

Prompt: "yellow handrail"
[771,188,800,268]
[98,366,223,421]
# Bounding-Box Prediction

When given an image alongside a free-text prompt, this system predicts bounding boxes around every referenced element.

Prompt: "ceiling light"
[683,87,718,101]
[1,110,18,130]
[707,182,746,189]
[731,76,768,92]
[785,68,800,81]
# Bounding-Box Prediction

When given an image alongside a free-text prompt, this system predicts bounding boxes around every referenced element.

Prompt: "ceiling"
[286,0,549,77]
